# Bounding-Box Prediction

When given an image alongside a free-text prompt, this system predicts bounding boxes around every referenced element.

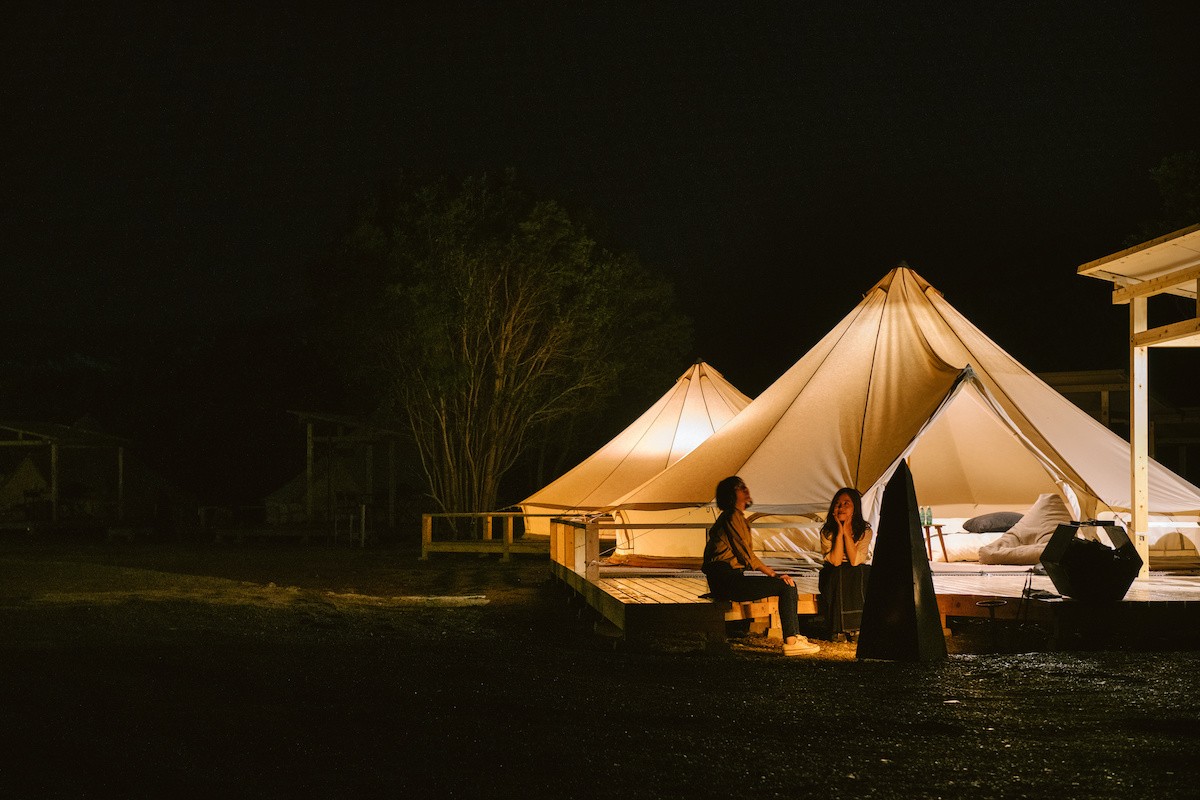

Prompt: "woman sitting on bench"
[701,476,819,656]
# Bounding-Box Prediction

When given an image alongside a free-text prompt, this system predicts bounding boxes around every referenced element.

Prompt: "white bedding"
[927,530,1005,562]
[753,515,1200,568]
[753,519,1004,564]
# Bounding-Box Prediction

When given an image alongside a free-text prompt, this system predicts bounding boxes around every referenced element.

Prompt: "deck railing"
[420,512,560,561]
[549,517,809,583]
[422,512,814,569]
[549,518,709,582]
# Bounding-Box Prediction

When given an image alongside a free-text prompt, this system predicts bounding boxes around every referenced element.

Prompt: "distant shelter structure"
[267,409,405,532]
[0,420,128,524]
[1039,368,1200,484]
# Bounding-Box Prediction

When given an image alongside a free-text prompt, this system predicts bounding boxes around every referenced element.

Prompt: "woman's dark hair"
[820,487,869,542]
[714,476,745,512]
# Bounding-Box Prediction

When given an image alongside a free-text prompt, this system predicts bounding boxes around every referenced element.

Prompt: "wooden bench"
[721,594,820,640]
[576,572,819,650]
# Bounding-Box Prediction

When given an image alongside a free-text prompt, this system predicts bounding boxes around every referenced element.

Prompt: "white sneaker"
[782,636,820,656]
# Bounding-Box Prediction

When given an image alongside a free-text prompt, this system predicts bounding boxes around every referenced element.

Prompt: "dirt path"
[1,538,1197,799]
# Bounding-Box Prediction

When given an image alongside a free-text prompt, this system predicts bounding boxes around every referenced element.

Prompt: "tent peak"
[868,263,925,291]
[520,359,751,521]
[861,264,947,300]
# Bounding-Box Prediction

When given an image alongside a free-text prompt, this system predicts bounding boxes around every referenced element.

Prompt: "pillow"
[1004,493,1072,545]
[976,494,1072,566]
[963,511,1024,533]
[978,539,1047,566]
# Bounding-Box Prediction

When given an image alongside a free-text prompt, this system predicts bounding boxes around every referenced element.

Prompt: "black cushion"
[963,511,1023,533]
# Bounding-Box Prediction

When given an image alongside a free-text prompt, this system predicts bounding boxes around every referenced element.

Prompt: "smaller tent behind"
[520,360,751,534]
[0,456,49,521]
[264,454,368,525]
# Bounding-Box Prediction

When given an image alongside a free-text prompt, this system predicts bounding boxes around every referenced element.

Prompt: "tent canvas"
[610,267,1200,559]
[0,456,49,516]
[520,360,751,534]
[264,454,367,525]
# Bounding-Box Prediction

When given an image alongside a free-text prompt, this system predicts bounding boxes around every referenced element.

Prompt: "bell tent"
[520,360,751,534]
[0,456,49,517]
[609,266,1200,558]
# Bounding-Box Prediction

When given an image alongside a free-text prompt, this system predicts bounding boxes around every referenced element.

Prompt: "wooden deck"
[547,517,1200,651]
[553,563,1200,651]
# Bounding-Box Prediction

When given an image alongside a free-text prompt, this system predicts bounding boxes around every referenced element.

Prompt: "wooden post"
[585,521,600,583]
[305,422,314,524]
[387,439,396,530]
[570,522,583,575]
[117,445,125,521]
[1130,297,1150,578]
[364,441,374,529]
[502,515,514,562]
[359,503,366,548]
[549,518,560,566]
[50,443,59,523]
[421,514,432,560]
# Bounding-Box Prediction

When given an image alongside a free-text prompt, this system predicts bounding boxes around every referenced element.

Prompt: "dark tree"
[311,172,691,514]
[1127,149,1200,245]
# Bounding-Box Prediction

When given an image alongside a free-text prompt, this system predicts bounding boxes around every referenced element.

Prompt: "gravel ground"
[1,535,1197,799]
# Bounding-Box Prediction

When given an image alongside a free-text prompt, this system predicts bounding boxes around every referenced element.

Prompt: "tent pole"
[1130,297,1150,579]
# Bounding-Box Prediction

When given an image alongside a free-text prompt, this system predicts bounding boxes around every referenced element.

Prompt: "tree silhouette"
[312,172,690,514]
[1127,150,1200,245]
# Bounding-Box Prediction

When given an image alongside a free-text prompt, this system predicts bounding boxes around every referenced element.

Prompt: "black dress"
[818,561,871,638]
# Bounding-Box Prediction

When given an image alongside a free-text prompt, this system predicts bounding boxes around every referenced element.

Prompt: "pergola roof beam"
[1112,264,1200,304]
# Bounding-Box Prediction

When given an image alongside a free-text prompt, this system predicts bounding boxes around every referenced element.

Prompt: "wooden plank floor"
[930,571,1200,603]
[600,576,713,605]
[556,564,1200,650]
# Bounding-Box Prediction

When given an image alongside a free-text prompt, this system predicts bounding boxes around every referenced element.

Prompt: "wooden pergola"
[0,421,128,523]
[1078,222,1200,576]
[287,410,404,529]
[1037,369,1200,472]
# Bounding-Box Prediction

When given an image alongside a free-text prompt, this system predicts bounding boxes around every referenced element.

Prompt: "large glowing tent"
[519,360,751,534]
[609,266,1200,558]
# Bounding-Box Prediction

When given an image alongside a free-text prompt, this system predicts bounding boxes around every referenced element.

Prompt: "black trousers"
[703,563,800,639]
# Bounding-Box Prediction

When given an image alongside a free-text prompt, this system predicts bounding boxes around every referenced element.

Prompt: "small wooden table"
[923,524,948,562]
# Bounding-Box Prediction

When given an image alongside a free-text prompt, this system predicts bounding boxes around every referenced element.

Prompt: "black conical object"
[856,460,947,661]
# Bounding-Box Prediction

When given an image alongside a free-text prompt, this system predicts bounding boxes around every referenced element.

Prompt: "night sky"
[5,3,1198,399]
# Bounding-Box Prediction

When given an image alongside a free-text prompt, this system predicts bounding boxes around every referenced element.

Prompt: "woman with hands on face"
[818,487,873,641]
